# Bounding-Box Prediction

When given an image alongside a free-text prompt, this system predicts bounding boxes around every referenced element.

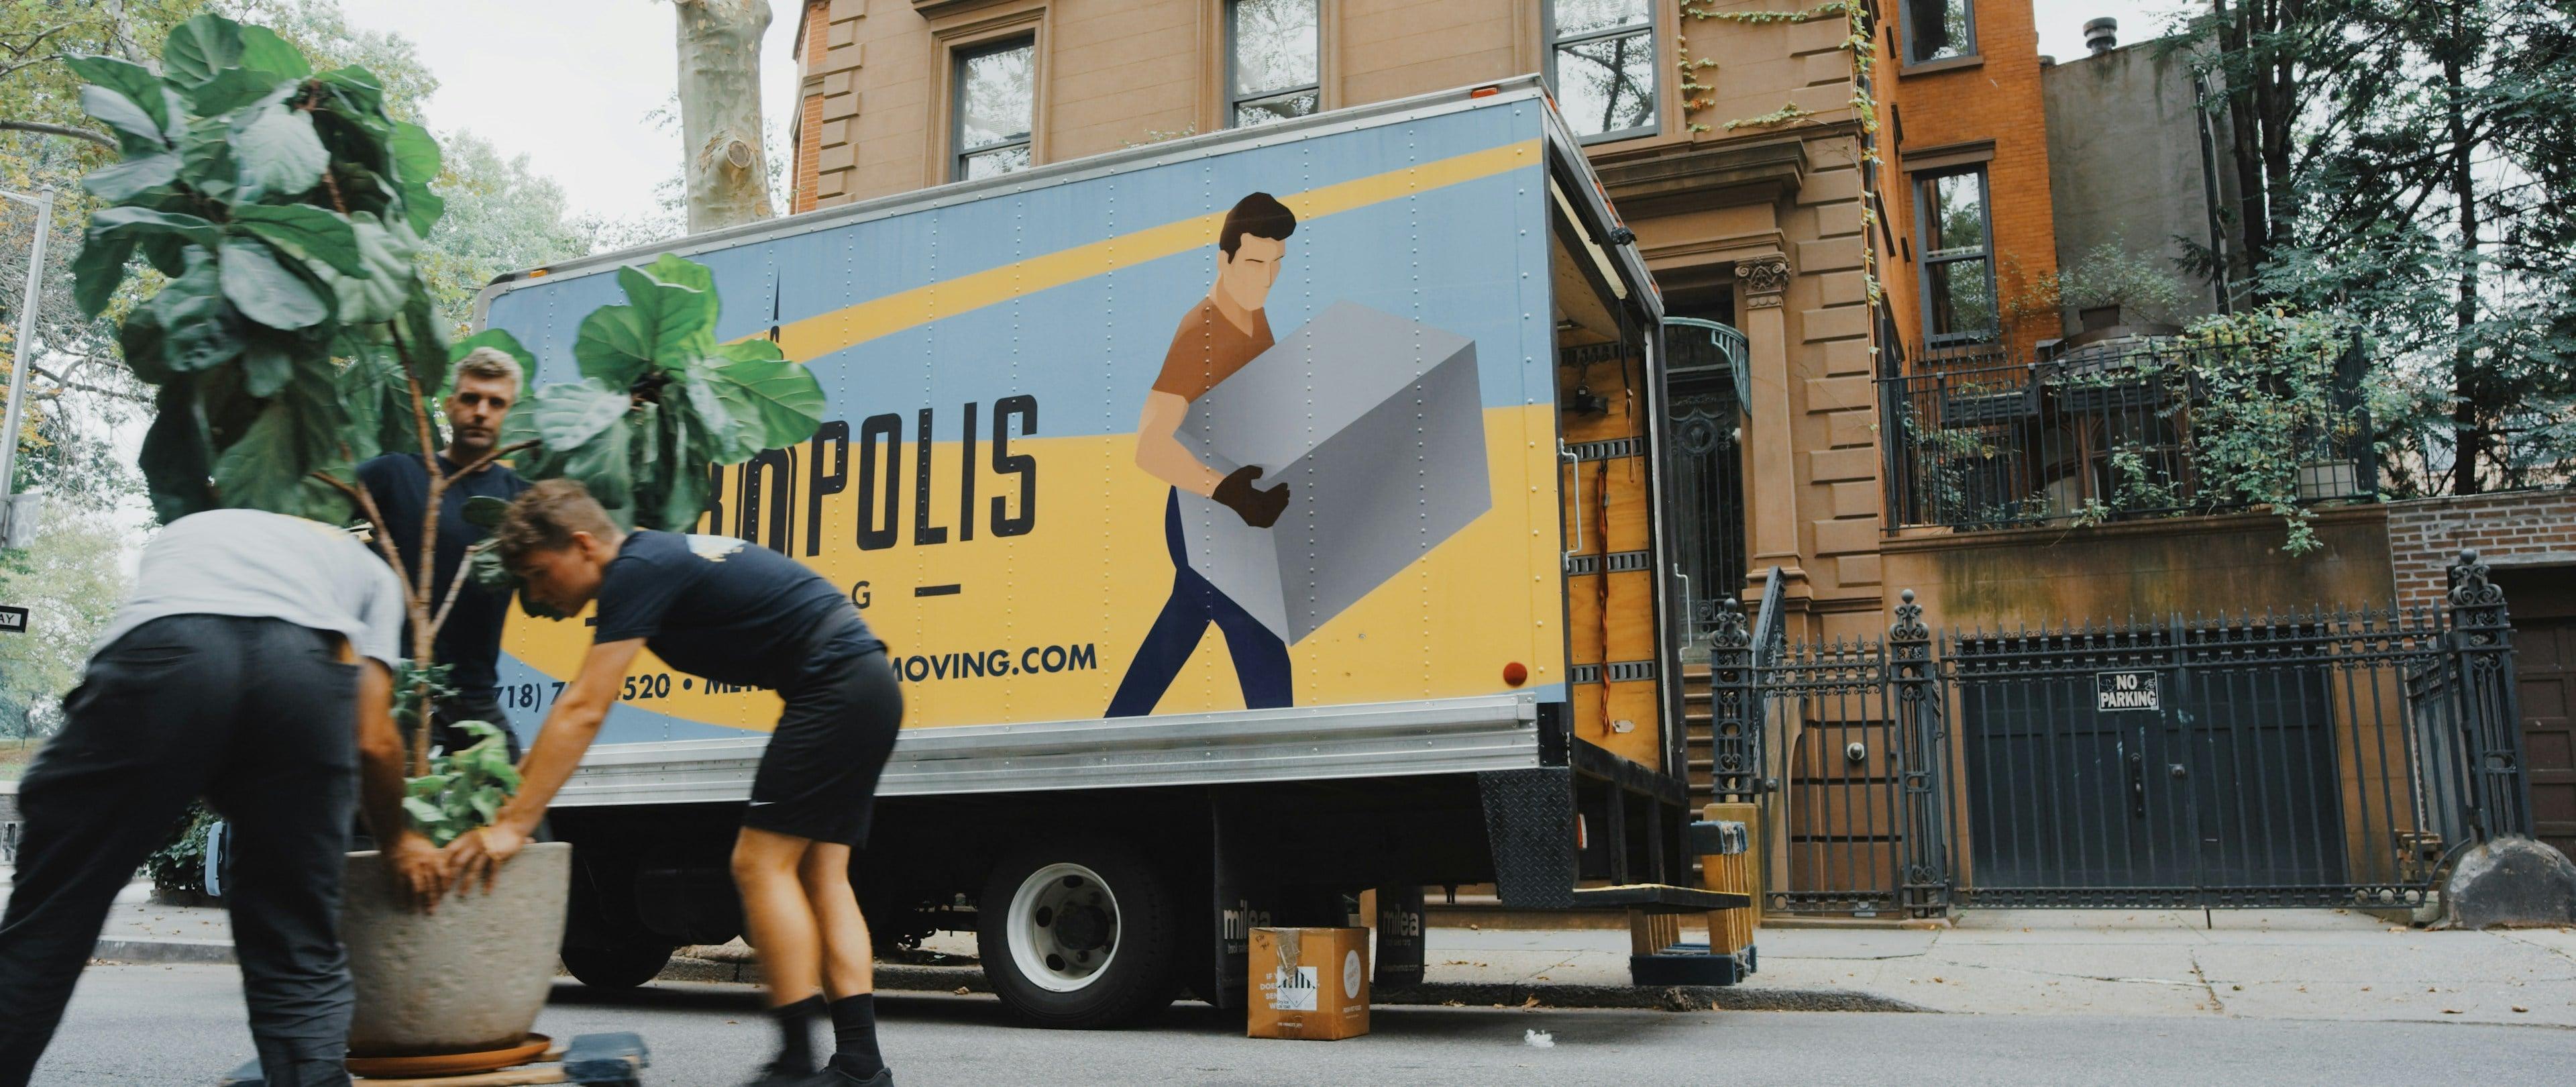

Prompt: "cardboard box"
[1248,927,1371,1040]
[1175,301,1491,644]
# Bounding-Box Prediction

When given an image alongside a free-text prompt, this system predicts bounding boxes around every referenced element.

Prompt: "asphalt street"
[29,964,2576,1086]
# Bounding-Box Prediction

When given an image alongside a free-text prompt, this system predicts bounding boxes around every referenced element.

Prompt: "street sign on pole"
[0,605,28,633]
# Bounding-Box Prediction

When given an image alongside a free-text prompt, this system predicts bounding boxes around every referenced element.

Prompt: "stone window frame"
[928,4,1051,188]
[1541,0,1661,145]
[1911,164,1998,346]
[1226,0,1324,129]
[1898,0,1980,70]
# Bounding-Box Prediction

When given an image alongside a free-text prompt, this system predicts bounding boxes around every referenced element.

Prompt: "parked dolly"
[474,75,1750,1028]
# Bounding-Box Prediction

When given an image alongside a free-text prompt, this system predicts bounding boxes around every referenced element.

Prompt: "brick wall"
[1878,0,2059,360]
[2386,490,2576,613]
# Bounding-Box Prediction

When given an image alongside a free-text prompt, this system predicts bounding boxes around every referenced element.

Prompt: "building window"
[954,38,1035,180]
[1915,169,1996,343]
[1545,0,1657,141]
[1902,0,1975,65]
[1228,0,1320,127]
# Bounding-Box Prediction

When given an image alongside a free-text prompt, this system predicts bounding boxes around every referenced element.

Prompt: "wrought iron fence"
[1880,333,2377,531]
[1717,551,2529,916]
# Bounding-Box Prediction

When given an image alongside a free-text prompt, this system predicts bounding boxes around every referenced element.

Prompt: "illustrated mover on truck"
[475,76,1748,1028]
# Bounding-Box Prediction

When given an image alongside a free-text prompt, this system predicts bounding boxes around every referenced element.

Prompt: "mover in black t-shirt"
[356,347,532,757]
[449,480,899,1087]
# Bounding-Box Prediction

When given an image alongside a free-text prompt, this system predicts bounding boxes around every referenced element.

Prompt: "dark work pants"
[1106,489,1294,717]
[0,616,361,1087]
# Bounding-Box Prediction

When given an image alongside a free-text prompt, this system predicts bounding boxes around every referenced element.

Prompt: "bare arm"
[351,654,445,911]
[1134,391,1226,496]
[443,637,645,890]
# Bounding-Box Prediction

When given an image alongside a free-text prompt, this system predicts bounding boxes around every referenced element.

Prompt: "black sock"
[828,992,884,1078]
[771,994,825,1072]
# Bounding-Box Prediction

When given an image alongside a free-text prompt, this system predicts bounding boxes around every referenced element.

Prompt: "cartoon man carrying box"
[1106,193,1298,717]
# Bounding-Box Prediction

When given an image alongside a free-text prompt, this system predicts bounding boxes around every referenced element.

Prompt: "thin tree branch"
[0,119,115,150]
[441,439,539,483]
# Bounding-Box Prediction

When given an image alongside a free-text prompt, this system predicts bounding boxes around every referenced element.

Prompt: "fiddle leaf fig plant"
[500,252,827,533]
[76,15,826,841]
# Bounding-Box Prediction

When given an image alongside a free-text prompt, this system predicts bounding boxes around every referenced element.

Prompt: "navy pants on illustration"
[1106,490,1293,716]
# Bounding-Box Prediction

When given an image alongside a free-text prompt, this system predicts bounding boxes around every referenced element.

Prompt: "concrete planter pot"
[339,841,572,1057]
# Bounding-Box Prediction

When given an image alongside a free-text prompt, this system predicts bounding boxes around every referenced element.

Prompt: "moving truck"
[476,75,1743,1028]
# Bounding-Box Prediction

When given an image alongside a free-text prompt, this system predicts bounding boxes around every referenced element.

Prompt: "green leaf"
[83,152,180,203]
[233,107,328,201]
[557,414,635,511]
[232,205,363,277]
[213,358,343,515]
[74,85,165,153]
[616,264,716,364]
[387,121,444,234]
[463,496,511,529]
[526,381,630,450]
[90,206,221,249]
[325,214,417,324]
[149,259,241,373]
[177,115,235,197]
[317,66,386,118]
[140,384,215,523]
[63,54,170,132]
[406,774,455,797]
[71,230,138,319]
[709,345,827,448]
[673,366,747,460]
[449,329,535,371]
[241,337,292,397]
[643,253,716,295]
[161,15,245,86]
[218,239,331,330]
[468,790,501,825]
[115,289,168,382]
[467,545,514,591]
[572,305,654,388]
[186,68,284,116]
[236,25,313,83]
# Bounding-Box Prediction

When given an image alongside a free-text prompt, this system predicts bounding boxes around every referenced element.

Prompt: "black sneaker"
[741,1059,818,1087]
[810,1064,894,1087]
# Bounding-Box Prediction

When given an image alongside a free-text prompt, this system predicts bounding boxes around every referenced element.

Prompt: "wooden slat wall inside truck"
[1560,347,1664,769]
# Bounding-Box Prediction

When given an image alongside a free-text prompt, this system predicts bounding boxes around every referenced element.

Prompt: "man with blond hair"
[450,480,902,1087]
[358,346,531,757]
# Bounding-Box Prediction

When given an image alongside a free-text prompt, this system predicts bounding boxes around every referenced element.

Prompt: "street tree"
[673,0,773,232]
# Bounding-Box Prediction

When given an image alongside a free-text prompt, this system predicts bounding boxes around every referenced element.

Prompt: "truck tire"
[976,841,1179,1029]
[559,940,676,989]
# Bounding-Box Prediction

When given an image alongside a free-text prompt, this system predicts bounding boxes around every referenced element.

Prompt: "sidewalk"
[31,875,2576,1026]
[1419,910,2576,1025]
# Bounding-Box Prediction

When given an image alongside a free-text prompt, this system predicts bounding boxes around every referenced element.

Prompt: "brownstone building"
[787,0,2062,658]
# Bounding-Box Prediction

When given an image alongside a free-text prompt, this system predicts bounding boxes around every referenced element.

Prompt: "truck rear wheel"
[976,840,1179,1029]
[559,940,675,989]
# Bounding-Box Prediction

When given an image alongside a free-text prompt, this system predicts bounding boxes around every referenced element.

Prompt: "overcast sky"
[335,0,803,223]
[325,1,2188,225]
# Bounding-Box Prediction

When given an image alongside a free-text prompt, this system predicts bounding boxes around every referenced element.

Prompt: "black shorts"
[744,627,903,846]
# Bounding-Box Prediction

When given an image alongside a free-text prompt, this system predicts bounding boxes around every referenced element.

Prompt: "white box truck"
[476,75,1741,1027]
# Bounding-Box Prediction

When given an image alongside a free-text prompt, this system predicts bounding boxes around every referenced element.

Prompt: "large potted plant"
[66,14,822,1067]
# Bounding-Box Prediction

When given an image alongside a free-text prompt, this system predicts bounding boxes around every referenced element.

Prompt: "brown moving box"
[1248,927,1371,1040]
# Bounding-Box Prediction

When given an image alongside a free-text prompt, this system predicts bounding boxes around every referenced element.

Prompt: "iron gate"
[1711,551,2531,915]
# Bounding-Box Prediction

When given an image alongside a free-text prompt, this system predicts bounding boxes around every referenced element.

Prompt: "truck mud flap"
[1478,768,1579,909]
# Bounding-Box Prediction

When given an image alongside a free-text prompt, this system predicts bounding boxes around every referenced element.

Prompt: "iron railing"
[1664,317,1750,649]
[1726,550,2528,916]
[1880,333,2378,531]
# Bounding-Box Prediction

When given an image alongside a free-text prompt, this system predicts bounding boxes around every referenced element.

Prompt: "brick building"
[784,0,2060,653]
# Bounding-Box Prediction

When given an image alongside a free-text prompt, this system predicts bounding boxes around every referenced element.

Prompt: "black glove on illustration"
[1214,465,1291,528]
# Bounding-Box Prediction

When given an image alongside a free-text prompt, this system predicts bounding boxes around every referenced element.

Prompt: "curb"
[83,939,1930,1015]
[91,937,235,965]
[659,956,1928,1013]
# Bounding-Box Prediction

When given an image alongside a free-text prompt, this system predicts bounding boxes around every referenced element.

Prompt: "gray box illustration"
[1173,300,1491,643]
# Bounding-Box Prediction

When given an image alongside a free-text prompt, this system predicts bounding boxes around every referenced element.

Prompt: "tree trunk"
[676,0,774,234]
[2442,13,2483,496]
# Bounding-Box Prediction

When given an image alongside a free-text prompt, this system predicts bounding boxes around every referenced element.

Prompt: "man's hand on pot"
[383,830,449,913]
[1214,465,1291,528]
[441,821,530,896]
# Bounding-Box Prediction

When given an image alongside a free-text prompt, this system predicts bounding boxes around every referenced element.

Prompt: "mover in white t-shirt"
[0,509,448,1087]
